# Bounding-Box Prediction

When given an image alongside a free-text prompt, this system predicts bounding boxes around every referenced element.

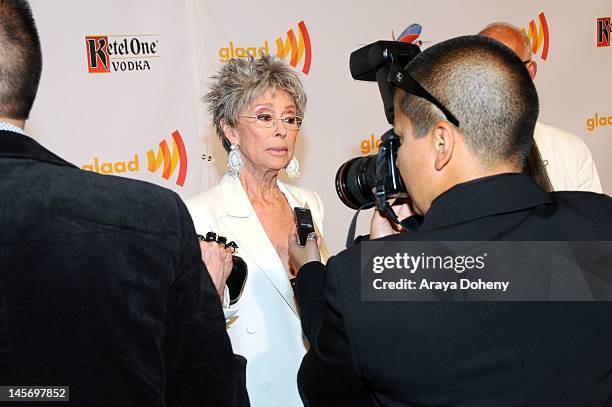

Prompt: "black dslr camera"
[335,128,404,210]
[335,41,460,231]
[335,41,421,213]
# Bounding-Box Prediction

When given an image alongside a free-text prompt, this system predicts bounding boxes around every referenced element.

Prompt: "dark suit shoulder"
[329,245,361,275]
[68,165,182,222]
[379,191,612,242]
[550,190,612,213]
[545,191,612,238]
[323,246,363,306]
[3,158,186,241]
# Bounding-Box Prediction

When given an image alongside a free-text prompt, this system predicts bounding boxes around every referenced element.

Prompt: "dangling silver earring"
[228,144,243,178]
[285,156,301,182]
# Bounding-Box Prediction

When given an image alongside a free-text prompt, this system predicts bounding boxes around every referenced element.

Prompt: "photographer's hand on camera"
[370,198,415,239]
[199,240,234,303]
[288,231,321,273]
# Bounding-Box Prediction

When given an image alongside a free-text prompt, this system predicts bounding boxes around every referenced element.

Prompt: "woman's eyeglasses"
[240,113,303,130]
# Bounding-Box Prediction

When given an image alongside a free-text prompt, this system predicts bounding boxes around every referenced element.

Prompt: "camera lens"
[335,129,407,210]
[335,155,378,209]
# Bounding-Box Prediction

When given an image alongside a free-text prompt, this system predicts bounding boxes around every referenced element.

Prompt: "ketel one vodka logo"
[85,34,159,73]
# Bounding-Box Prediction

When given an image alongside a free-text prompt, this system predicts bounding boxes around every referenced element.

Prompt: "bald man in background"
[479,22,603,193]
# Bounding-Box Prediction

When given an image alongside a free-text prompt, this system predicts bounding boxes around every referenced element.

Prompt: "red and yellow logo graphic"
[524,12,549,61]
[146,130,188,187]
[597,17,611,47]
[218,20,312,75]
[81,130,187,187]
[275,21,312,74]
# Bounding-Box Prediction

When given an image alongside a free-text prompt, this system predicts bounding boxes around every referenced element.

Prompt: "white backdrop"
[28,0,207,196]
[28,0,612,253]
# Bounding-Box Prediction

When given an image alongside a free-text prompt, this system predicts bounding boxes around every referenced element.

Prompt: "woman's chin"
[263,156,291,170]
[249,162,288,174]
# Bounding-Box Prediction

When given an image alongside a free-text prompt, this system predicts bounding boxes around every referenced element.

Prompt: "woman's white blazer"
[186,174,325,407]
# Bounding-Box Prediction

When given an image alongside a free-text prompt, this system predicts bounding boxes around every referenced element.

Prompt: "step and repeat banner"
[27,0,612,253]
[28,0,207,197]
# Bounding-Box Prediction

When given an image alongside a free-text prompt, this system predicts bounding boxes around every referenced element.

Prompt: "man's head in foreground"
[393,35,539,215]
[0,0,42,127]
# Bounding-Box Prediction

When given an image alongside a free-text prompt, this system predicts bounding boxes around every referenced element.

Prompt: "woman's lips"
[267,147,288,155]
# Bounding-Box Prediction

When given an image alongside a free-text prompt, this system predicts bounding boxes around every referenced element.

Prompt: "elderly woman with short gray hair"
[186,55,326,407]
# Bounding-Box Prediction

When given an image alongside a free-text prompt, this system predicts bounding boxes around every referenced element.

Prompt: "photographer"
[288,35,612,406]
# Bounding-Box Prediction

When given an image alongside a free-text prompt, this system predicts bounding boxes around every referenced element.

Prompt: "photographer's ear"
[433,121,455,171]
[221,118,240,145]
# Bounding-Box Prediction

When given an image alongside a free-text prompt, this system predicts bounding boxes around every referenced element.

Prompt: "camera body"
[335,129,406,209]
[335,41,420,210]
[349,40,421,124]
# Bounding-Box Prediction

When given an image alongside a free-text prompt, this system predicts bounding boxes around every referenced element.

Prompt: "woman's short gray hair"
[204,55,307,152]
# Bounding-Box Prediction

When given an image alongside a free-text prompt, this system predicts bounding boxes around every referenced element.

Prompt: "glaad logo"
[524,12,549,61]
[218,21,312,74]
[276,21,312,74]
[146,130,188,187]
[81,154,140,174]
[85,34,159,74]
[597,17,611,47]
[81,130,187,187]
[360,133,382,155]
[586,113,612,132]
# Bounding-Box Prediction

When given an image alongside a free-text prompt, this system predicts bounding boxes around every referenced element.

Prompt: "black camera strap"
[345,203,411,248]
[345,198,424,248]
[346,204,368,248]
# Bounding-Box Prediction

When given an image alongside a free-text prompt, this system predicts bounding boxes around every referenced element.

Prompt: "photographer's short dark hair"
[399,35,539,168]
[0,0,42,120]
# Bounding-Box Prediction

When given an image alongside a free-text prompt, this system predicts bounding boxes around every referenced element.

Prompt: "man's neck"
[0,117,25,129]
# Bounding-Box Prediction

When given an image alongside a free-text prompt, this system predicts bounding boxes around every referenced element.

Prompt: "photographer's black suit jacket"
[296,173,612,407]
[0,131,248,406]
